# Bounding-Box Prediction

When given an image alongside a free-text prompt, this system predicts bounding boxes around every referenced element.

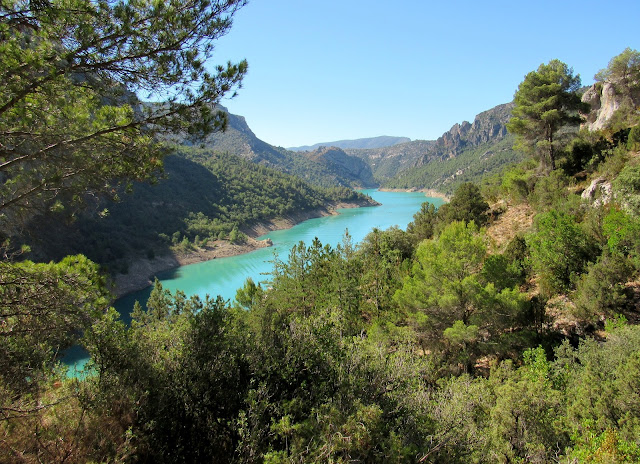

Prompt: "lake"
[65,189,443,369]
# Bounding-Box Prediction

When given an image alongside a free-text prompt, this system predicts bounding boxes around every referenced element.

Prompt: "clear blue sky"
[210,0,640,148]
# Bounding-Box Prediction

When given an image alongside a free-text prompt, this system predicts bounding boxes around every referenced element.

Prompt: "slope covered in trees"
[21,147,376,273]
[347,103,522,194]
[186,105,379,189]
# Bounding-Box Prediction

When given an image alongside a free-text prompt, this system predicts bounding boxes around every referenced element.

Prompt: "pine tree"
[507,60,586,170]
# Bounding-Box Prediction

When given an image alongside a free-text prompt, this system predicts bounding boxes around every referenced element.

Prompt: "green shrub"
[528,169,571,212]
[500,166,532,204]
[436,182,489,229]
[527,210,597,296]
[612,163,640,216]
[627,125,640,151]
[573,253,634,321]
[603,208,640,268]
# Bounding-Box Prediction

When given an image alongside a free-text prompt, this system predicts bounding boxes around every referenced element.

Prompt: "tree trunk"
[547,127,556,170]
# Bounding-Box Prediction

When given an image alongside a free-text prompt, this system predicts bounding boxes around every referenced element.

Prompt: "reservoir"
[66,189,443,369]
[115,189,443,312]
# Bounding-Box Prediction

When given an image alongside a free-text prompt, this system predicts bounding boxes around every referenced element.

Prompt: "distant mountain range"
[347,103,521,194]
[288,136,411,152]
[193,104,520,195]
[185,106,378,189]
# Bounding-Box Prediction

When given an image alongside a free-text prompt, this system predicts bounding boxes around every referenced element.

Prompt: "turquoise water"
[65,189,442,369]
[116,189,442,308]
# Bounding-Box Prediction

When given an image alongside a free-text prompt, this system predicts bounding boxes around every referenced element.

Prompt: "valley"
[2,3,640,461]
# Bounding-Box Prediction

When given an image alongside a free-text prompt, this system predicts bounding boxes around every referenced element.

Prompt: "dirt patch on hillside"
[486,202,534,250]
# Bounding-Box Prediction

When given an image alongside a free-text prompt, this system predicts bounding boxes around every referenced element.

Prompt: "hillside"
[21,149,378,276]
[189,106,378,189]
[345,103,518,192]
[183,103,517,195]
[288,135,411,152]
[384,135,521,194]
[301,146,377,188]
[6,34,640,464]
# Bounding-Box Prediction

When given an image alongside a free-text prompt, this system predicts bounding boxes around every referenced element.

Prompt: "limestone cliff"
[581,82,623,131]
[421,102,513,163]
[581,80,640,131]
[346,102,514,184]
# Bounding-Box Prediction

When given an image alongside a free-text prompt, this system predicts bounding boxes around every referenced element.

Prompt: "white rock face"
[581,177,612,207]
[582,82,623,131]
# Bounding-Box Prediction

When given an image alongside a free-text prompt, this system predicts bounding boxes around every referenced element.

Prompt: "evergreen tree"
[437,182,490,228]
[0,0,247,228]
[507,60,586,170]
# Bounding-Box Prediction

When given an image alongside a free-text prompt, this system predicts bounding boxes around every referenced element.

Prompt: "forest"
[2,1,640,462]
[20,146,374,275]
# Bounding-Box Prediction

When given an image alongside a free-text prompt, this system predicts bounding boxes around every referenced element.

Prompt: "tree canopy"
[0,0,247,230]
[507,59,586,170]
[595,47,640,97]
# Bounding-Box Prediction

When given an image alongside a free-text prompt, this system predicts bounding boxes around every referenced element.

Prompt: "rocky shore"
[377,187,450,201]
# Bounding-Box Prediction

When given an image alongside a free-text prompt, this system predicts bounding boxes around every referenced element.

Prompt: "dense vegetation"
[21,147,373,273]
[188,108,379,189]
[2,3,640,461]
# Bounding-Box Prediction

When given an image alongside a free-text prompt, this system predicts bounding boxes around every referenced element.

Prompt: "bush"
[481,254,525,292]
[612,163,640,216]
[627,125,640,151]
[603,208,640,268]
[573,253,634,321]
[527,210,597,296]
[500,166,532,204]
[528,169,571,212]
[437,182,489,229]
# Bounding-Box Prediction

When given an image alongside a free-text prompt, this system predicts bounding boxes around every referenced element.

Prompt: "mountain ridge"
[288,136,411,152]
[189,106,378,189]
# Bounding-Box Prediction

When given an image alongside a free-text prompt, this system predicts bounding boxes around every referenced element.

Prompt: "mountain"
[184,106,378,189]
[345,140,437,182]
[345,103,521,194]
[22,150,377,273]
[288,136,411,152]
[302,146,377,188]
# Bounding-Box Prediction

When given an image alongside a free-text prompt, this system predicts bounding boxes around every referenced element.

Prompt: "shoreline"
[377,187,449,201]
[111,200,376,298]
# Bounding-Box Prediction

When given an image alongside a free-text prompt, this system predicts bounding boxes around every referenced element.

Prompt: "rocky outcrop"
[417,102,513,165]
[581,83,623,131]
[346,102,513,183]
[581,78,640,132]
[581,177,612,207]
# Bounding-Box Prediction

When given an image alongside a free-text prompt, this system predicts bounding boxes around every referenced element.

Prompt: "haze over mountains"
[288,136,411,152]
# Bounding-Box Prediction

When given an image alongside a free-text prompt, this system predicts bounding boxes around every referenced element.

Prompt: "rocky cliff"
[348,103,513,182]
[581,82,624,131]
[417,102,513,165]
[182,106,374,189]
[581,80,640,131]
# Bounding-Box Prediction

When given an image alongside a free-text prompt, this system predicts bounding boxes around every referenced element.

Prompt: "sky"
[210,0,640,148]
